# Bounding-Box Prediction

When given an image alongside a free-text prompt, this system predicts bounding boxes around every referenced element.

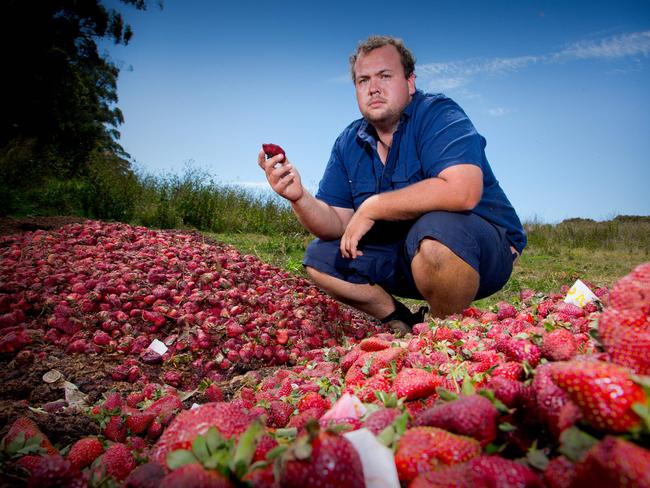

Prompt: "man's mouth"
[368,99,385,107]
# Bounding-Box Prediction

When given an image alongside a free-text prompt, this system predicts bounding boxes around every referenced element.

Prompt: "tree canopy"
[0,0,151,188]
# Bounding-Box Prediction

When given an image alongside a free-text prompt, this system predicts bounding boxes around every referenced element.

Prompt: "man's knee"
[414,238,459,269]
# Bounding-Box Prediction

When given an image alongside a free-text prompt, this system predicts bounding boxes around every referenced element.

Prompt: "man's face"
[353,45,416,129]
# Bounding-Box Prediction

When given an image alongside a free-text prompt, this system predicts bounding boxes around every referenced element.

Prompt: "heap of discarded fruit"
[0,220,648,487]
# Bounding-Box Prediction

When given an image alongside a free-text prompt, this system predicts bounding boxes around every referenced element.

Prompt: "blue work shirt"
[315,90,527,253]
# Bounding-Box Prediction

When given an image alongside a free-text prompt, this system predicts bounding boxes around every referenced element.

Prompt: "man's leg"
[411,237,479,318]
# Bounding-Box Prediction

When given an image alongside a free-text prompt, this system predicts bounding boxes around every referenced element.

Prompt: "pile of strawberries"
[0,221,649,487]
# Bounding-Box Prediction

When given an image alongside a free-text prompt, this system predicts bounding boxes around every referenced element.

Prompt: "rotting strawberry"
[26,455,84,488]
[393,367,442,401]
[104,414,127,442]
[278,422,364,488]
[66,436,104,470]
[572,436,650,487]
[414,394,499,447]
[262,143,286,159]
[394,426,481,484]
[123,462,165,488]
[549,359,647,433]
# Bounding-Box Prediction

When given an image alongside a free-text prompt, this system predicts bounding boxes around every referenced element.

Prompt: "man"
[258,35,526,333]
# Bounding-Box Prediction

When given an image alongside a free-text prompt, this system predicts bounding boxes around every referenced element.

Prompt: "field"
[0,203,649,486]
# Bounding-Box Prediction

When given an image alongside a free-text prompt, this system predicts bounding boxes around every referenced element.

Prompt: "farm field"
[0,217,648,487]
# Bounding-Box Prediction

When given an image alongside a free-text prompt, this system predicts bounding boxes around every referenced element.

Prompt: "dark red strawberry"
[2,416,58,456]
[543,456,576,488]
[550,360,647,432]
[393,367,442,401]
[496,339,541,367]
[126,412,155,435]
[265,400,293,428]
[123,462,165,488]
[26,455,84,488]
[394,427,481,483]
[67,436,104,470]
[414,394,499,447]
[363,407,401,435]
[572,436,650,487]
[279,425,364,487]
[411,455,543,488]
[104,415,127,442]
[160,463,234,487]
[262,143,286,158]
[532,364,581,437]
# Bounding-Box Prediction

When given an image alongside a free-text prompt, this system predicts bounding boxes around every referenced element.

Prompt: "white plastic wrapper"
[321,392,367,421]
[344,428,400,488]
[564,279,599,307]
[147,338,168,355]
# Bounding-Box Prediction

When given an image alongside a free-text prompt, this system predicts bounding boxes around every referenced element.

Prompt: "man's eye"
[381,74,391,79]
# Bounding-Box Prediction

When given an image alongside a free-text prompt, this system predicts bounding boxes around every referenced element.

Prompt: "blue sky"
[105,0,650,223]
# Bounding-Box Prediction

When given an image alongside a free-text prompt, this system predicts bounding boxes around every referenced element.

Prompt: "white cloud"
[488,107,510,117]
[415,30,650,92]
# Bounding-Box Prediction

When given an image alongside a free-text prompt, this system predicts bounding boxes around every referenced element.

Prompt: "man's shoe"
[385,319,412,336]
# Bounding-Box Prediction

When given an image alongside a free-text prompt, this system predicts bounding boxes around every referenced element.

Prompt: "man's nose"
[368,77,380,94]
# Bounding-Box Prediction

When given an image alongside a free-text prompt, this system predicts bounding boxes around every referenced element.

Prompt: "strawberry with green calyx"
[549,360,648,433]
[167,420,264,482]
[392,367,442,400]
[1,417,58,458]
[394,426,481,483]
[278,420,364,488]
[160,463,235,487]
[92,442,136,483]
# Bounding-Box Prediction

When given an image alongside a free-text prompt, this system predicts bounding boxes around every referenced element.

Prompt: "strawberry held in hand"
[262,143,285,159]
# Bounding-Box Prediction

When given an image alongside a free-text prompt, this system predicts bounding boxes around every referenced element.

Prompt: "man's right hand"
[258,148,304,203]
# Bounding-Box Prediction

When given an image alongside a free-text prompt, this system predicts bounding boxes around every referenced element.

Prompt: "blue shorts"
[303,211,515,300]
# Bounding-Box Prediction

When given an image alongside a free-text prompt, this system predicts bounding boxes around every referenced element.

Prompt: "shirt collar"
[356,89,422,145]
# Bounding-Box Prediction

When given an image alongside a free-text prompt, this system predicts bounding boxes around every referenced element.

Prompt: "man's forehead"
[355,45,402,75]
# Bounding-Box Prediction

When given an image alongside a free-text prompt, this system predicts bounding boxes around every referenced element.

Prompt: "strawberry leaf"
[558,426,598,462]
[192,434,210,463]
[167,449,198,470]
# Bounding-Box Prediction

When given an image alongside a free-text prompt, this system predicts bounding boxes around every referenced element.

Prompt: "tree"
[0,0,151,190]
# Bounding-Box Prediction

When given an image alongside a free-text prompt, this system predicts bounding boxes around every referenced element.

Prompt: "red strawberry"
[550,360,647,432]
[411,455,543,488]
[160,463,234,487]
[287,407,323,432]
[363,407,401,435]
[359,336,391,351]
[394,427,481,483]
[393,367,442,400]
[265,400,293,428]
[541,328,577,361]
[491,361,524,380]
[100,443,136,481]
[279,426,364,487]
[126,412,155,434]
[484,377,526,408]
[204,384,224,403]
[253,433,279,462]
[533,363,582,437]
[67,436,104,470]
[496,301,517,320]
[14,454,44,474]
[297,392,330,414]
[2,416,58,455]
[496,339,541,367]
[355,346,407,376]
[414,394,499,446]
[357,370,393,403]
[262,143,286,158]
[544,456,576,488]
[555,301,586,318]
[104,415,127,442]
[144,394,183,426]
[599,307,650,374]
[344,364,366,388]
[151,402,257,469]
[340,348,363,372]
[572,436,650,487]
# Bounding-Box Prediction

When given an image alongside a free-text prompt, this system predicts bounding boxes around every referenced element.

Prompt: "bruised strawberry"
[279,424,364,488]
[262,143,286,158]
[394,427,481,483]
[549,360,647,432]
[67,436,104,470]
[104,415,127,442]
[572,436,650,487]
[26,455,84,488]
[123,462,165,488]
[414,394,499,447]
[544,456,576,488]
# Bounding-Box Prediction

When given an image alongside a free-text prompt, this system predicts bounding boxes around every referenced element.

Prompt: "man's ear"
[408,73,416,96]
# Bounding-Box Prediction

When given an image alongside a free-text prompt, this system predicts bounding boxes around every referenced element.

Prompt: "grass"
[216,217,650,311]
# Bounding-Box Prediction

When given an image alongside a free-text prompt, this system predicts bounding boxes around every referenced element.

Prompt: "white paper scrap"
[147,338,168,355]
[190,403,201,410]
[344,428,400,488]
[564,279,599,307]
[321,393,367,421]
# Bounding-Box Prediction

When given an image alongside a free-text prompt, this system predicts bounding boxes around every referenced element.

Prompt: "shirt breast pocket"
[350,179,377,210]
[391,160,424,190]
